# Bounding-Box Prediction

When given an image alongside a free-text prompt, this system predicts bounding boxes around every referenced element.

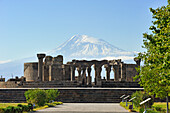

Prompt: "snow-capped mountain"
[48,35,137,61]
[0,35,138,79]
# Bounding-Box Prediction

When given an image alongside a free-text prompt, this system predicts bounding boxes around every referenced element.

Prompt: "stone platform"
[0,88,143,103]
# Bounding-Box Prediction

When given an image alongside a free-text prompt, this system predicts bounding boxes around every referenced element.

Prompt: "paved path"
[36,103,133,113]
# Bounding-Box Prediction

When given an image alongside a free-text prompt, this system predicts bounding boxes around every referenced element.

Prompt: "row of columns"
[70,63,126,86]
[36,54,129,84]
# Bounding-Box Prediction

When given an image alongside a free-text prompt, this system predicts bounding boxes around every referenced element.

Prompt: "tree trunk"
[166,93,169,113]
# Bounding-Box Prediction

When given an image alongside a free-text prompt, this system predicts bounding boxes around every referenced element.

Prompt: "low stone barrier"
[0,88,144,103]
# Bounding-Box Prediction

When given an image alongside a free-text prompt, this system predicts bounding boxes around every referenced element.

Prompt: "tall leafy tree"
[134,0,170,112]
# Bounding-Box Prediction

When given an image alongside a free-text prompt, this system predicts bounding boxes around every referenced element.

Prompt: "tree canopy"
[134,1,170,99]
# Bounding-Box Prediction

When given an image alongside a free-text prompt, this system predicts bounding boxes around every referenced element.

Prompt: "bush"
[25,89,60,106]
[13,106,22,113]
[25,89,47,106]
[4,106,14,113]
[45,89,60,103]
[131,91,154,108]
[28,103,33,111]
[0,104,32,113]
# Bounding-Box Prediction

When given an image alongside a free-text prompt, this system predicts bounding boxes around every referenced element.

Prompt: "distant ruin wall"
[24,63,38,82]
[0,88,168,103]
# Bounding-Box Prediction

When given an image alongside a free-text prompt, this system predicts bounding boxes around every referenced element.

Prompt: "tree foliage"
[24,89,60,106]
[25,89,47,106]
[46,89,60,103]
[134,1,170,99]
[131,91,154,108]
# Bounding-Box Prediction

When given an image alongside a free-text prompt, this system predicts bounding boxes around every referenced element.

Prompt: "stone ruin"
[22,53,141,87]
[0,53,141,88]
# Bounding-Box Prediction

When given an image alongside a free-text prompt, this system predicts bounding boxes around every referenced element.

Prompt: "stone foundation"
[0,88,143,103]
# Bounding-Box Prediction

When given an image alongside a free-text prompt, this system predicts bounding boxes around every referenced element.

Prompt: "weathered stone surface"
[37,54,46,81]
[24,63,38,81]
[0,88,144,103]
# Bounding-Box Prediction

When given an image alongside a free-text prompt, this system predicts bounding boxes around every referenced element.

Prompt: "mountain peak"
[48,34,137,61]
[69,35,102,44]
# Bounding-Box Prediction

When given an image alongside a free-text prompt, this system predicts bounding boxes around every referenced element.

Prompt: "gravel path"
[36,103,133,113]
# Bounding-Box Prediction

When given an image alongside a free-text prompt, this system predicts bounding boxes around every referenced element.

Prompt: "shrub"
[3,106,14,113]
[28,103,33,111]
[13,106,22,113]
[22,105,30,112]
[25,89,60,107]
[131,91,154,108]
[25,89,47,106]
[45,89,60,103]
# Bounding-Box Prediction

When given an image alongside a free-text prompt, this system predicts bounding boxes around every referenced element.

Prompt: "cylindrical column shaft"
[71,66,75,81]
[37,54,46,81]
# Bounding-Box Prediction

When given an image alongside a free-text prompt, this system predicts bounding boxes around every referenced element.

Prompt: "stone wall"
[0,88,143,103]
[126,64,138,82]
[24,63,38,82]
[57,88,144,103]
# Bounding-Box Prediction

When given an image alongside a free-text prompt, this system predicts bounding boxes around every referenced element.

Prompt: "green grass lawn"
[120,102,169,113]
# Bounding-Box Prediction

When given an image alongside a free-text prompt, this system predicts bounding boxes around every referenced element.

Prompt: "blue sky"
[0,0,168,63]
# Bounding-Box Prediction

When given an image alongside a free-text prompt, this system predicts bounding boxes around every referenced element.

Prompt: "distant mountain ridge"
[0,35,138,79]
[48,35,137,60]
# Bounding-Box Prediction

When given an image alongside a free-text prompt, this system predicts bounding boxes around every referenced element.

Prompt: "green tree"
[134,1,170,112]
[45,89,60,103]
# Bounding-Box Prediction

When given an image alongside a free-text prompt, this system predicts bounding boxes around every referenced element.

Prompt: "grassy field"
[120,102,170,113]
[153,102,170,111]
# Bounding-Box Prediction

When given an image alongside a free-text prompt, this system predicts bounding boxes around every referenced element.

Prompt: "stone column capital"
[37,54,46,59]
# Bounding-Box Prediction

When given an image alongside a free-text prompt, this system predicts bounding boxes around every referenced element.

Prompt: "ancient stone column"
[105,65,111,81]
[113,65,119,81]
[37,54,46,81]
[87,67,92,85]
[94,65,102,86]
[71,66,75,81]
[82,67,87,85]
[76,67,82,82]
[120,63,126,81]
[43,56,53,81]
[94,65,97,85]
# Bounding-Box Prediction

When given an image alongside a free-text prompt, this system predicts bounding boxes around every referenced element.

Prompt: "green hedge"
[0,103,33,113]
